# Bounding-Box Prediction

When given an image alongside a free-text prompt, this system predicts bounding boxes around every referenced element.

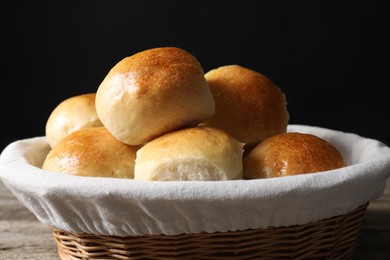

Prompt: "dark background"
[1,0,389,152]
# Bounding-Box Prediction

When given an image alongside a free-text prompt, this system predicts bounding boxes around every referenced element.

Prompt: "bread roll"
[42,127,139,178]
[134,126,244,181]
[45,93,103,148]
[243,132,347,179]
[202,65,289,147]
[95,47,215,146]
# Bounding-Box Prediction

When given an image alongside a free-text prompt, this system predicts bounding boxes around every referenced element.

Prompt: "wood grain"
[1,178,389,260]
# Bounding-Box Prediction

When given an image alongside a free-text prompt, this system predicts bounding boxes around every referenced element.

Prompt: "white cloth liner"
[0,125,389,237]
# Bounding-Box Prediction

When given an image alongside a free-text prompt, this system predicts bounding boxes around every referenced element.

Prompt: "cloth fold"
[1,125,389,237]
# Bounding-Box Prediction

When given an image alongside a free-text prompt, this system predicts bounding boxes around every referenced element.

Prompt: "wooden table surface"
[1,178,389,260]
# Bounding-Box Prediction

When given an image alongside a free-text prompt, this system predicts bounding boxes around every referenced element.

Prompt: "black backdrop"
[2,1,389,152]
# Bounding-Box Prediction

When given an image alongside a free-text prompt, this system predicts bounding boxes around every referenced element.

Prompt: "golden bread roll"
[95,47,215,146]
[134,126,244,181]
[45,93,103,148]
[202,65,289,147]
[42,127,139,178]
[243,132,347,179]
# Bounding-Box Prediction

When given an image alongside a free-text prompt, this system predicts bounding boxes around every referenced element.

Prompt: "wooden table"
[1,179,389,260]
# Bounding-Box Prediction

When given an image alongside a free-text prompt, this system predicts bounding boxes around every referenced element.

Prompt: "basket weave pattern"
[53,203,368,260]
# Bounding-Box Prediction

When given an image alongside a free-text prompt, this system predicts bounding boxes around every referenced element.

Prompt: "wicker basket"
[2,125,389,259]
[53,203,368,260]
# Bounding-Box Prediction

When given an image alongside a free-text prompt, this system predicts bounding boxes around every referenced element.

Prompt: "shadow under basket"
[53,203,368,260]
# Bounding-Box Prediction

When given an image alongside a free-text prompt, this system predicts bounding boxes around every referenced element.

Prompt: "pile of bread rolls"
[42,47,346,181]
